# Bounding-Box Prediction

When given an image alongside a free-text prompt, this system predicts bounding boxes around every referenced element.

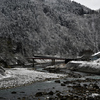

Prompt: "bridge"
[27,55,76,67]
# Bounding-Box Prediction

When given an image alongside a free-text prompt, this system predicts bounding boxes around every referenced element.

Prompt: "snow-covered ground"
[35,59,64,64]
[0,68,66,89]
[46,63,66,69]
[66,58,100,74]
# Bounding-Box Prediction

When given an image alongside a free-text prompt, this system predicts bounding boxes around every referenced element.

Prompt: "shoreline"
[0,68,66,90]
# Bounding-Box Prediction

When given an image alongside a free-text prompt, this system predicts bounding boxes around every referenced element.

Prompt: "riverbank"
[0,68,66,89]
[1,61,100,100]
[66,58,100,74]
[1,65,100,100]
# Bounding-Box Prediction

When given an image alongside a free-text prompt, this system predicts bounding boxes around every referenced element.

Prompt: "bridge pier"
[32,59,35,67]
[52,59,55,65]
[65,59,68,64]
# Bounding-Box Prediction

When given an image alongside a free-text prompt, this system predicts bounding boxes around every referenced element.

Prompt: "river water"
[0,62,100,100]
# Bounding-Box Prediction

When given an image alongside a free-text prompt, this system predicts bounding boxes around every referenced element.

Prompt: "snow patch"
[92,52,100,56]
[66,60,100,74]
[46,64,66,69]
[0,71,12,80]
[92,93,100,98]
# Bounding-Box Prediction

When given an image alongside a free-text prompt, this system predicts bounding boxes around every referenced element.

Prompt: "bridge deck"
[26,55,77,67]
[27,57,66,60]
[27,55,72,60]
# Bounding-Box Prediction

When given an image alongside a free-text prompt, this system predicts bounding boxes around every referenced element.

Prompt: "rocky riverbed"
[0,63,100,100]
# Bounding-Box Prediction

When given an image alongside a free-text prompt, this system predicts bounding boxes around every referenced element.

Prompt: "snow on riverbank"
[0,68,66,89]
[66,59,100,74]
[35,59,64,64]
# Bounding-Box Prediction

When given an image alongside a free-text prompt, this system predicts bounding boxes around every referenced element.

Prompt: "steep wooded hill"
[0,0,100,65]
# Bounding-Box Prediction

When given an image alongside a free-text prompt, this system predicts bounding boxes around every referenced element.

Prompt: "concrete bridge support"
[32,59,35,67]
[51,59,55,65]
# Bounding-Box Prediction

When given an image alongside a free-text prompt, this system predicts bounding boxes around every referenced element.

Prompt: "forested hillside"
[0,0,100,65]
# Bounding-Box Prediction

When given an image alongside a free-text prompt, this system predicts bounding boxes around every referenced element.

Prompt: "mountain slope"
[0,0,100,65]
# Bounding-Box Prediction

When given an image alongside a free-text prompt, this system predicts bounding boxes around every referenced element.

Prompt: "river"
[0,62,100,100]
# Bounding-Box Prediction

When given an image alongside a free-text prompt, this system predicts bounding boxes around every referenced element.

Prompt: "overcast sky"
[72,0,100,10]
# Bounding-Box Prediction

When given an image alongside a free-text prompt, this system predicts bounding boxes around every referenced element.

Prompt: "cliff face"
[0,0,100,65]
